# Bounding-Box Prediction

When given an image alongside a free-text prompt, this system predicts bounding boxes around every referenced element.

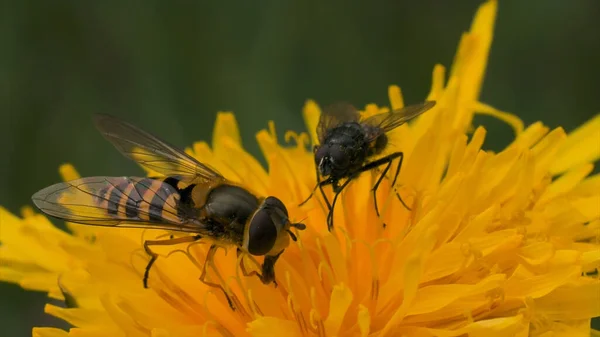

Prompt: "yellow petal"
[397,315,526,337]
[474,101,524,136]
[505,266,580,299]
[550,113,600,174]
[517,241,554,266]
[572,173,600,197]
[357,304,370,337]
[547,250,582,269]
[44,304,115,328]
[421,243,467,283]
[324,283,353,336]
[380,224,438,336]
[150,329,170,337]
[449,0,497,130]
[512,122,550,150]
[247,317,302,337]
[32,328,69,337]
[537,163,594,205]
[534,282,600,320]
[535,320,595,337]
[581,249,600,272]
[302,99,321,146]
[572,195,600,221]
[407,274,505,316]
[428,64,446,100]
[59,163,81,181]
[388,85,404,110]
[457,315,526,337]
[0,207,23,242]
[212,112,241,151]
[531,127,568,182]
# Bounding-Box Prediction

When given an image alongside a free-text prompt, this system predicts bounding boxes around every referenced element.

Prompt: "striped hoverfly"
[31,114,306,310]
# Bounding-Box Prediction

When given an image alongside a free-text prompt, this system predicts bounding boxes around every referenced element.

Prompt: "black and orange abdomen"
[95,178,182,224]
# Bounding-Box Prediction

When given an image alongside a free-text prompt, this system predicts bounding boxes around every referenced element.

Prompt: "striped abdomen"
[95,178,182,224]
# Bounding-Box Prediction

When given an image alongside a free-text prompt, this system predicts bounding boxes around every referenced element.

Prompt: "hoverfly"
[31,114,306,309]
[301,100,436,231]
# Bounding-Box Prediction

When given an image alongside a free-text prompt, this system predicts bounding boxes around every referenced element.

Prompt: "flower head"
[1,1,599,336]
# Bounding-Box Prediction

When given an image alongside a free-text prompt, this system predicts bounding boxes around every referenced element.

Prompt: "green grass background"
[1,1,598,335]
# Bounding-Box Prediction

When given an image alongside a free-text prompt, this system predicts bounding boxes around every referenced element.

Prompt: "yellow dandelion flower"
[2,1,600,336]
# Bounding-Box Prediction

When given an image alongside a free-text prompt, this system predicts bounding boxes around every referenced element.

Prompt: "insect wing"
[361,101,436,141]
[31,176,203,233]
[316,102,361,143]
[94,114,223,184]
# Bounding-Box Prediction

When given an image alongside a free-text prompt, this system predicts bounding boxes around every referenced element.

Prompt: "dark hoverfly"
[31,114,306,309]
[301,101,436,231]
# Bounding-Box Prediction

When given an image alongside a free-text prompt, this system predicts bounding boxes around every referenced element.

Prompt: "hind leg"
[356,152,411,227]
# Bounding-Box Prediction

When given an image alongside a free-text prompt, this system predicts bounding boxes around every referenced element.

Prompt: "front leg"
[260,250,284,286]
[327,178,353,231]
[236,248,281,287]
[332,180,342,193]
[236,248,265,283]
[300,164,334,212]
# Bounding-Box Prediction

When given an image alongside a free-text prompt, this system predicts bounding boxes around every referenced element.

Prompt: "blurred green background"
[1,1,598,336]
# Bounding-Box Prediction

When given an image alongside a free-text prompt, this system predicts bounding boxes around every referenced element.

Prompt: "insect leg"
[318,177,334,213]
[200,244,235,310]
[236,248,264,282]
[236,248,282,286]
[260,250,284,286]
[358,152,410,219]
[327,178,353,231]
[299,183,319,206]
[299,165,333,210]
[370,153,401,217]
[143,235,202,288]
[388,152,411,210]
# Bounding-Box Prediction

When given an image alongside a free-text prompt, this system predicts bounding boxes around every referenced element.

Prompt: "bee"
[31,114,306,310]
[301,101,436,230]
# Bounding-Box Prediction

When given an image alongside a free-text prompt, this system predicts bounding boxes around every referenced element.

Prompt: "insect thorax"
[321,123,370,176]
[201,184,259,245]
[324,122,365,146]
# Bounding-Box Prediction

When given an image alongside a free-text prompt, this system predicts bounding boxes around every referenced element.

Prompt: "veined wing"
[94,114,223,184]
[316,102,361,143]
[31,176,205,233]
[361,101,436,141]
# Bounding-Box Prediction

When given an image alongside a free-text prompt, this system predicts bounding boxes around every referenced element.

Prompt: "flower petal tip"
[388,85,404,110]
[58,163,80,181]
[213,111,241,148]
[302,99,321,145]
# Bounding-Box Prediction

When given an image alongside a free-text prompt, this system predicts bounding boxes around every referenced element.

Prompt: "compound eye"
[314,146,327,165]
[264,196,288,217]
[247,209,277,256]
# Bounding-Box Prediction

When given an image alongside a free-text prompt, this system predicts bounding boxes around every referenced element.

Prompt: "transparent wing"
[360,101,436,141]
[31,176,205,233]
[316,102,361,143]
[94,114,223,184]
